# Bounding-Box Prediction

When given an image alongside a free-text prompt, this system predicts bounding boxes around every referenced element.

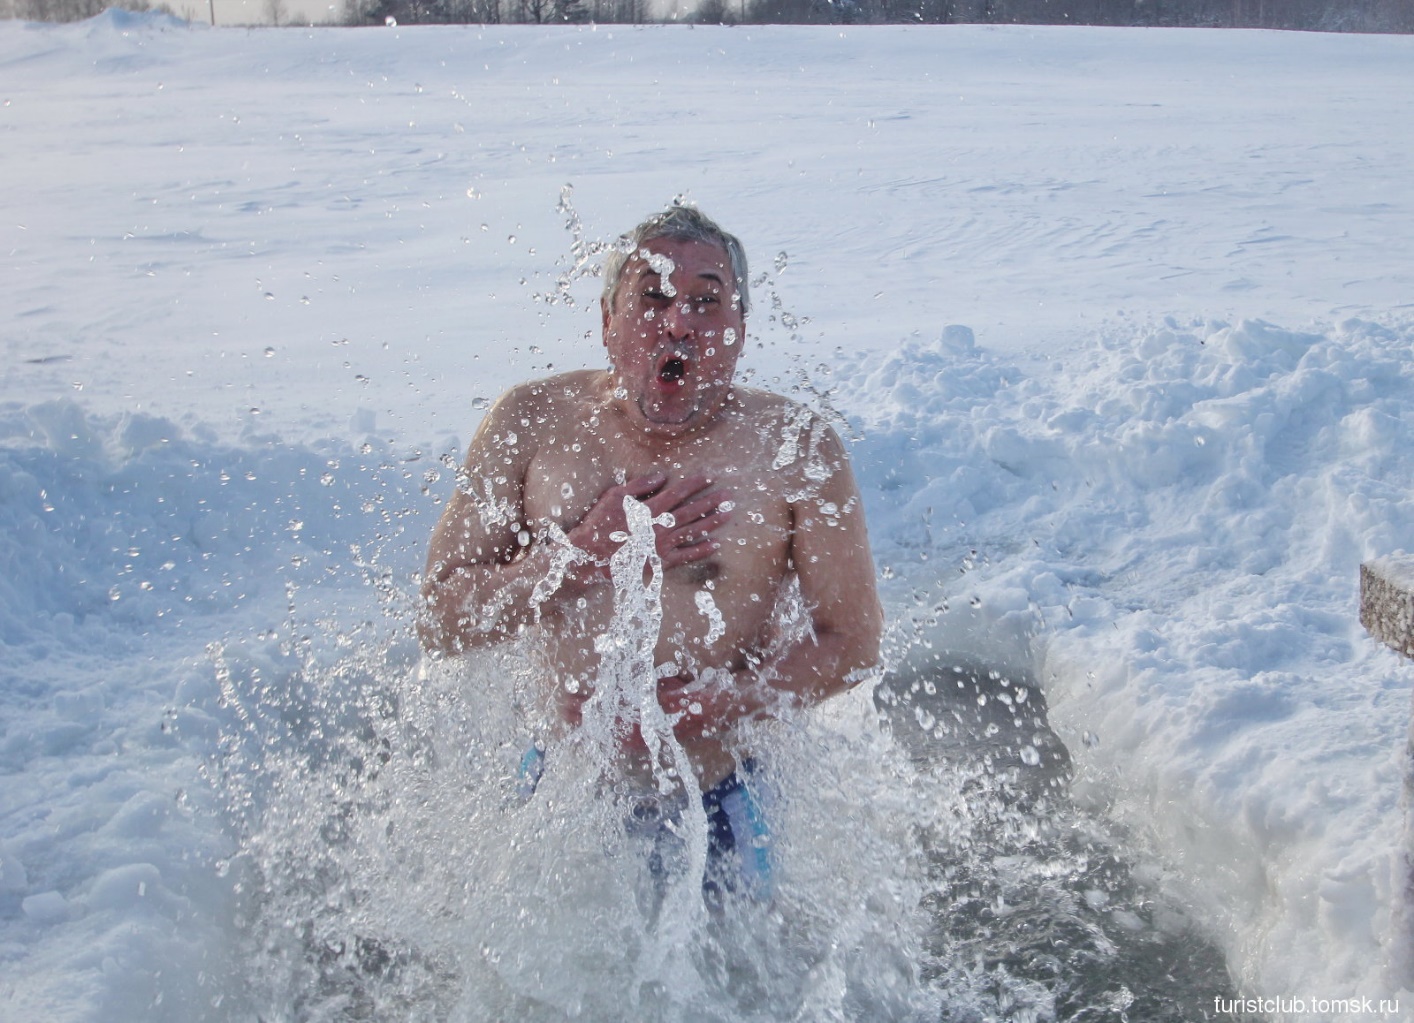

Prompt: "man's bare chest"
[521,432,794,574]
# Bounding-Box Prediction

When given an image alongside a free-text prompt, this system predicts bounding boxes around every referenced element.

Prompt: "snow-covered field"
[2,11,1413,1021]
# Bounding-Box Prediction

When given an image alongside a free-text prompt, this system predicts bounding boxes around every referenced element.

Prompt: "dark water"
[878,651,1258,1023]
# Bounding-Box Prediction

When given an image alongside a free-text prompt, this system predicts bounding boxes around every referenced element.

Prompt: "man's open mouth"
[658,354,688,386]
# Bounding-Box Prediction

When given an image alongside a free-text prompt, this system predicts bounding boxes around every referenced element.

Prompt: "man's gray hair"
[602,206,751,316]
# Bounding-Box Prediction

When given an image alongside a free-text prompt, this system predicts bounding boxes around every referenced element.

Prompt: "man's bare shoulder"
[729,386,821,427]
[730,388,847,457]
[490,370,603,413]
[479,371,608,434]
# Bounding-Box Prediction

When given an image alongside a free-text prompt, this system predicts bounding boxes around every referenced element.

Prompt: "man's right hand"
[565,471,734,577]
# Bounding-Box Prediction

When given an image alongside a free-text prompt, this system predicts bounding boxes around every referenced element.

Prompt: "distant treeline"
[3,0,1409,32]
[712,0,1412,30]
[349,0,1412,29]
[2,0,176,22]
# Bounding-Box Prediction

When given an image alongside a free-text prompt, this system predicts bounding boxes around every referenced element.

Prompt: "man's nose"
[658,299,694,340]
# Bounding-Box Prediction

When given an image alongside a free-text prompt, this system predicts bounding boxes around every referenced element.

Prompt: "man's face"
[601,237,746,435]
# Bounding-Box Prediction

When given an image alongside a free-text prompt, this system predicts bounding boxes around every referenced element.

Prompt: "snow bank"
[0,400,435,1020]
[844,316,1414,1008]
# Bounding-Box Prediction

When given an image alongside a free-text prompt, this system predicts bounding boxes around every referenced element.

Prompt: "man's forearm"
[418,539,604,655]
[754,620,882,710]
[663,618,883,742]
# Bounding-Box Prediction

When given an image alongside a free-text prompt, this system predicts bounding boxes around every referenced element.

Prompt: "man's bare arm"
[418,386,545,654]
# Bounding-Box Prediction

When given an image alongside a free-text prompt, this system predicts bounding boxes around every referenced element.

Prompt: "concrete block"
[1360,555,1414,660]
[1365,554,1414,991]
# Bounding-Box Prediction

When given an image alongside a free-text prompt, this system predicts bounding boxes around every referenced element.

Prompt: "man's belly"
[535,575,782,790]
[554,565,779,677]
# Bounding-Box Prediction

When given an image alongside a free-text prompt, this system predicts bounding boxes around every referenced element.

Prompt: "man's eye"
[642,289,670,303]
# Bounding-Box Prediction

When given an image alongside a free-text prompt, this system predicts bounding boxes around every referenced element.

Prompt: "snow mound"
[846,316,1414,1002]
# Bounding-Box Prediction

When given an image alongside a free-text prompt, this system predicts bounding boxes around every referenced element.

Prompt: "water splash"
[207,524,946,1021]
[205,553,1248,1022]
[538,184,611,310]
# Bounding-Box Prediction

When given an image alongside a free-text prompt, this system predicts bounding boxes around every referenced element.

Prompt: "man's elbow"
[415,604,460,659]
[416,585,474,658]
[848,592,884,661]
[817,600,885,693]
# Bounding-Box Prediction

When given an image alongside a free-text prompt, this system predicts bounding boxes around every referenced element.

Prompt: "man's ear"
[600,294,611,348]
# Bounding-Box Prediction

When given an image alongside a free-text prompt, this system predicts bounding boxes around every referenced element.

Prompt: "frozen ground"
[2,12,1413,1021]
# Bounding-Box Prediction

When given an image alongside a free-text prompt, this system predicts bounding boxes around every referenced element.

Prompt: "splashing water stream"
[588,494,712,996]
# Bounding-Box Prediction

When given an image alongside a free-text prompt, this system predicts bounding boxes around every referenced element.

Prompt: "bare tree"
[606,0,645,21]
[513,0,549,21]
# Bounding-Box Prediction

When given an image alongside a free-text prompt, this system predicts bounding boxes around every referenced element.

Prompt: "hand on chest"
[523,437,793,571]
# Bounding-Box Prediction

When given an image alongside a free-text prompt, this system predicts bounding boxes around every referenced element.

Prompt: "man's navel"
[681,560,721,586]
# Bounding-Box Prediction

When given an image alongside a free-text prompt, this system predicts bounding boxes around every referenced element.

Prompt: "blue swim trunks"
[700,764,774,900]
[518,746,774,901]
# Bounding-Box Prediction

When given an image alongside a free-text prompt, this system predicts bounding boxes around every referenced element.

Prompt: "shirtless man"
[418,207,882,886]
